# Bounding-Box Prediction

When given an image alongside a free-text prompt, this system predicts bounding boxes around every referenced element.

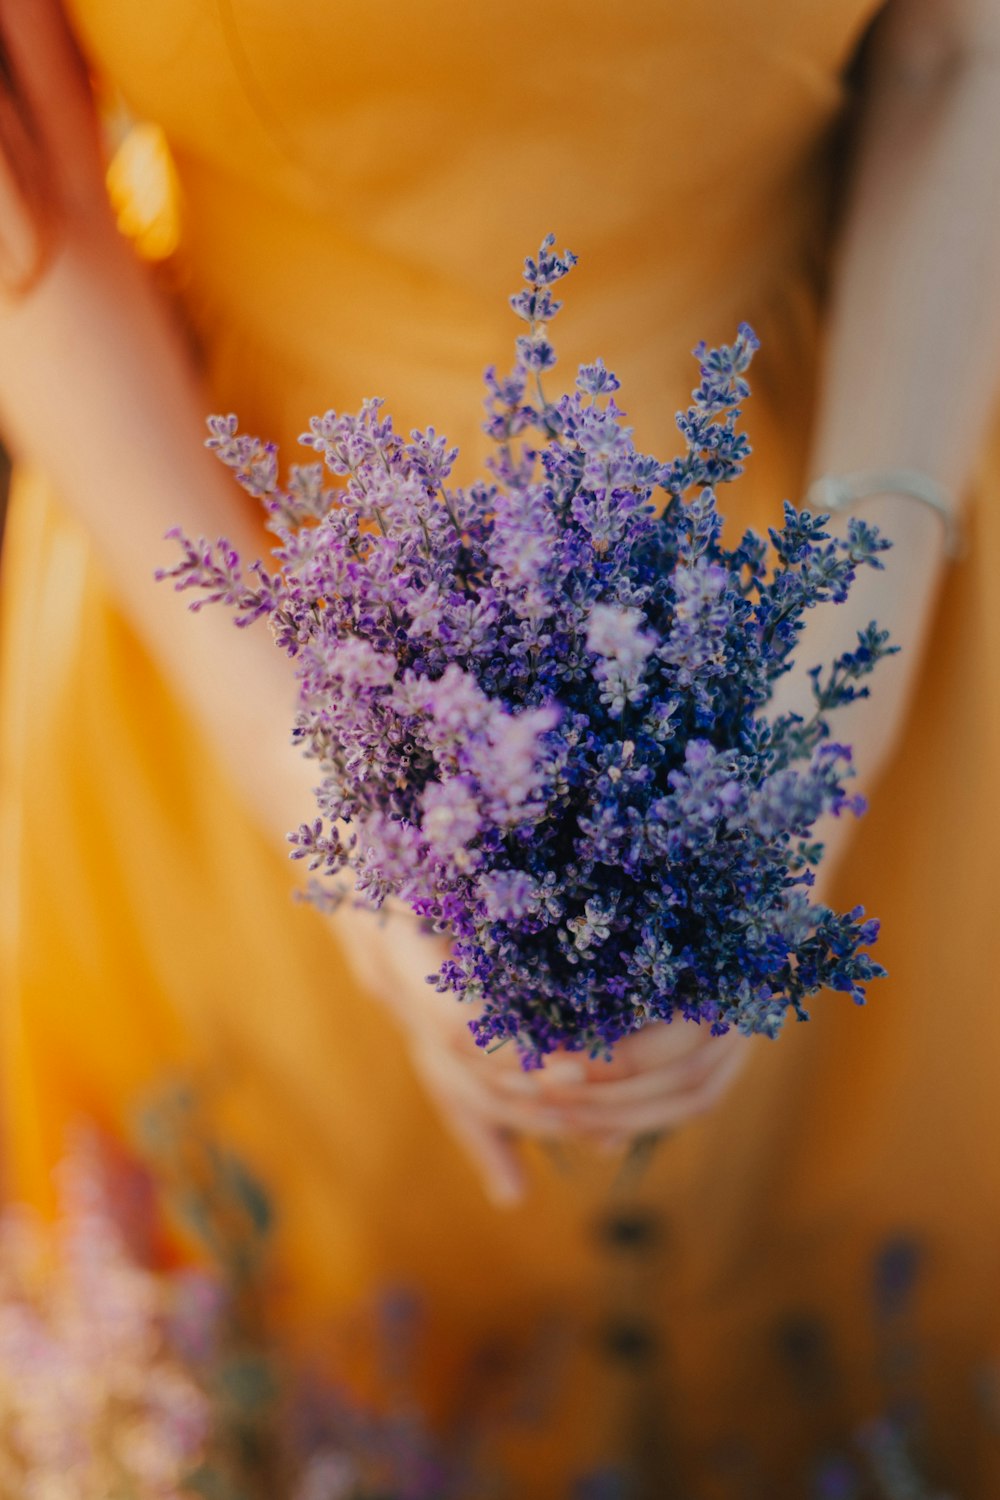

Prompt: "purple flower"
[476,869,539,922]
[162,237,893,1065]
[421,779,482,864]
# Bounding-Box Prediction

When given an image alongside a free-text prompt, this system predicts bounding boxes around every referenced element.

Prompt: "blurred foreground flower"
[0,1126,215,1499]
[0,1104,550,1500]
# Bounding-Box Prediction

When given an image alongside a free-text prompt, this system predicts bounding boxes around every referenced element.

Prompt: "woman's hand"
[495,1021,755,1156]
[330,901,583,1207]
[0,0,330,854]
[332,899,768,1203]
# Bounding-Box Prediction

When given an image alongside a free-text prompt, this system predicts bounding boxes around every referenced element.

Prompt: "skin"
[1,0,999,1206]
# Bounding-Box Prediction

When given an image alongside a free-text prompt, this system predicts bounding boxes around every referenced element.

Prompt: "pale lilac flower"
[421,779,482,863]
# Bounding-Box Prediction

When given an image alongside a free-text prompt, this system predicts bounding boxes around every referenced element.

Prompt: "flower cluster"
[0,1127,217,1499]
[160,236,895,1065]
[0,1109,604,1500]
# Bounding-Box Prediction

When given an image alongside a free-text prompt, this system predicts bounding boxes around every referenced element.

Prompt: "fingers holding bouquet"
[333,900,752,1196]
[334,890,768,1207]
[331,899,576,1206]
[352,916,754,1195]
[496,1022,755,1151]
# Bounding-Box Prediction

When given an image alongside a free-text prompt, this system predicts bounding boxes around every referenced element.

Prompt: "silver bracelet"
[804,468,965,561]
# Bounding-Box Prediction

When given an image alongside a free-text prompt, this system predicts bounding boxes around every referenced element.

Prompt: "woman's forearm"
[773,17,1000,826]
[0,211,316,849]
[813,27,1000,491]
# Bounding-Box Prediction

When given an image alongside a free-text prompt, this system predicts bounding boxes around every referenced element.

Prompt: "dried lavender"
[0,1112,557,1500]
[0,1127,216,1499]
[160,237,895,1066]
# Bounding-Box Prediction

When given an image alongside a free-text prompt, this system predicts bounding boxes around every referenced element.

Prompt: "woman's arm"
[0,0,568,1206]
[0,0,317,844]
[775,0,1000,796]
[543,0,1000,1141]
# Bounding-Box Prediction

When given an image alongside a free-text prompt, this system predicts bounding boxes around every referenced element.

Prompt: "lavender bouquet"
[161,237,894,1067]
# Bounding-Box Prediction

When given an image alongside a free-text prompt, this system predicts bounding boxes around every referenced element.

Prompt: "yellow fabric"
[4,0,1000,1490]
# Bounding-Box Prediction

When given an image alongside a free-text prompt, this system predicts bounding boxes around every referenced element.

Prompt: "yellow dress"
[4,1,1000,1493]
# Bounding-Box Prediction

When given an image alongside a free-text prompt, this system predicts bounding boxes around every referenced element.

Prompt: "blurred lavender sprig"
[0,1127,217,1499]
[159,235,896,1065]
[0,1114,569,1500]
